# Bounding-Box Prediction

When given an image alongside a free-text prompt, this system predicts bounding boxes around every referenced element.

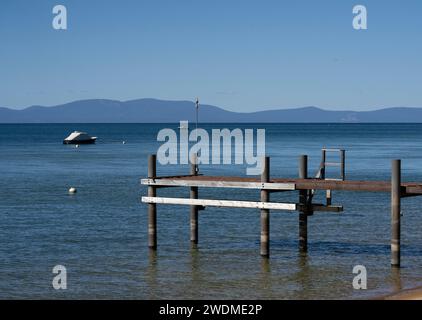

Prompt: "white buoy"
[68,187,77,194]
[75,144,79,148]
[122,141,126,144]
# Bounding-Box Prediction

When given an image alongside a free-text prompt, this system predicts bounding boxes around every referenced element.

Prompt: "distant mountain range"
[1,98,422,123]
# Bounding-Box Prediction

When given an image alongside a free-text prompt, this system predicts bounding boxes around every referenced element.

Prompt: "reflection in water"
[146,249,158,299]
[390,267,402,293]
[296,252,311,299]
[260,258,273,298]
[261,257,271,274]
[190,247,200,283]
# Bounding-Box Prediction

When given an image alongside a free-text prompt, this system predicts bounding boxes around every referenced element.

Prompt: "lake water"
[0,123,421,299]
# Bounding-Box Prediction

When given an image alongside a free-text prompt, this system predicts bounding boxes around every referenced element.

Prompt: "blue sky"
[0,0,421,111]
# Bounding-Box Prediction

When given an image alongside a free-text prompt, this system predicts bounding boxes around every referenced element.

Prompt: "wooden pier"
[142,153,422,267]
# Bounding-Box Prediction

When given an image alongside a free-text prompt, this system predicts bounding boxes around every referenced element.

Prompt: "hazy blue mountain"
[1,98,422,123]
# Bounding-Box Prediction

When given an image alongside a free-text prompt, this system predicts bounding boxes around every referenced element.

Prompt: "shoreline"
[378,286,422,300]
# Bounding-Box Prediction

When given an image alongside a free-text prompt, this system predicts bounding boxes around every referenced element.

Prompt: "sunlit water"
[0,123,421,299]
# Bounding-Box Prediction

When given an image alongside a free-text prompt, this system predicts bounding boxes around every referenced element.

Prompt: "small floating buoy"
[68,187,77,194]
[122,141,126,144]
[75,144,79,148]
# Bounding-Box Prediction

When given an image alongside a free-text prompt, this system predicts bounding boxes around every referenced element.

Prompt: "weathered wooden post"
[299,155,308,252]
[321,149,326,179]
[321,149,332,205]
[260,156,270,257]
[340,149,346,181]
[148,154,157,249]
[190,154,199,244]
[391,159,401,267]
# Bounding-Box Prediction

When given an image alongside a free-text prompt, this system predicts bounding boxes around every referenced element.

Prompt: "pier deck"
[141,153,420,267]
[142,175,422,196]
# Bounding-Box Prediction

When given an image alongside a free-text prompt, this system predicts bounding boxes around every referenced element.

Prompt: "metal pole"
[195,98,199,145]
[190,154,199,244]
[194,98,199,176]
[196,99,199,129]
[391,159,401,267]
[299,155,308,252]
[260,156,270,257]
[148,154,157,249]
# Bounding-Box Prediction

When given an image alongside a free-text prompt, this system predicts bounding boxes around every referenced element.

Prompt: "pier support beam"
[190,154,199,244]
[299,155,308,252]
[260,156,270,257]
[148,154,157,249]
[391,159,401,267]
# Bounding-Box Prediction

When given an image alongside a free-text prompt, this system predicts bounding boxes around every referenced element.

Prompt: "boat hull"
[63,138,96,145]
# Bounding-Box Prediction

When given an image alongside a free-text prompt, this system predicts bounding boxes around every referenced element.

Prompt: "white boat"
[63,131,97,144]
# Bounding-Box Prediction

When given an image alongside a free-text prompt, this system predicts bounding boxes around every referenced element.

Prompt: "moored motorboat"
[63,131,97,144]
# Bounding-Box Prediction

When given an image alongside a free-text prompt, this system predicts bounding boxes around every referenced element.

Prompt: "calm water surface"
[0,123,421,299]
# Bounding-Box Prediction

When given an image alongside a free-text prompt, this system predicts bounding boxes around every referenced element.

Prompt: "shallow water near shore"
[0,123,421,299]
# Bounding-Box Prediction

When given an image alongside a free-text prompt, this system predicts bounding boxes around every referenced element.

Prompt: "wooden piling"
[321,149,332,205]
[190,154,199,244]
[299,155,308,252]
[260,156,270,257]
[321,149,326,179]
[148,154,157,249]
[391,159,401,267]
[325,189,332,206]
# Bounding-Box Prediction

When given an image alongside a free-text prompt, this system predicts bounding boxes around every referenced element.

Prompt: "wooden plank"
[141,178,296,190]
[322,148,344,152]
[404,185,422,195]
[274,179,392,192]
[149,174,201,179]
[142,175,422,196]
[142,196,297,211]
